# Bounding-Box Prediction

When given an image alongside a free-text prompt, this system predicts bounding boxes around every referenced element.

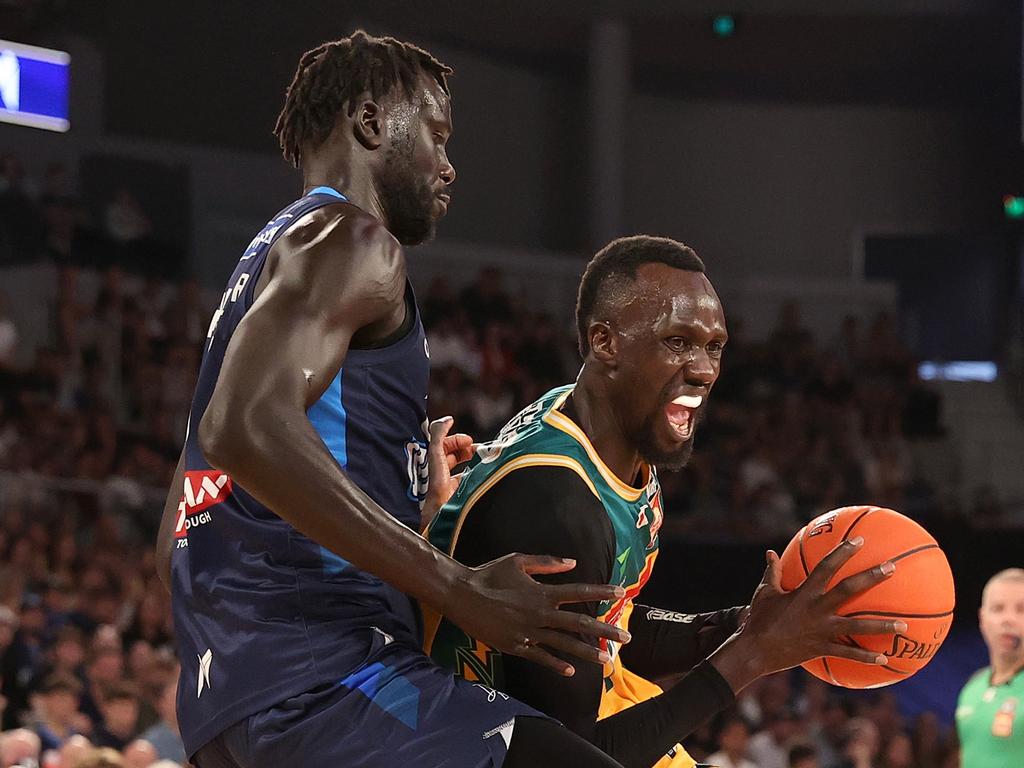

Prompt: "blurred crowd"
[0,150,979,768]
[682,674,960,768]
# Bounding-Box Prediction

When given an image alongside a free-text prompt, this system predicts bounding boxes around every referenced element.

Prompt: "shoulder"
[457,463,614,579]
[960,667,990,696]
[267,203,404,307]
[474,462,604,520]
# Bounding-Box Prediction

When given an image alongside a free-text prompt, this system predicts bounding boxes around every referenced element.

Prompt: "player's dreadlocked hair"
[576,235,706,357]
[274,31,453,168]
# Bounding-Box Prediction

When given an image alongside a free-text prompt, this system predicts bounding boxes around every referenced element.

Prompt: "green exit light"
[712,14,736,37]
[1004,195,1024,219]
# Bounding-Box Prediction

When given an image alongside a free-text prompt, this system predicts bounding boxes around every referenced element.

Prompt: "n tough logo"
[175,471,232,545]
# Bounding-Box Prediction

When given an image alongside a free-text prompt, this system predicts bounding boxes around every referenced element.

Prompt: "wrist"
[708,632,764,694]
[428,552,473,616]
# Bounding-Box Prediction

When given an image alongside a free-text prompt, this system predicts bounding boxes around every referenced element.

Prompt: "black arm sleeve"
[451,467,736,768]
[619,604,748,682]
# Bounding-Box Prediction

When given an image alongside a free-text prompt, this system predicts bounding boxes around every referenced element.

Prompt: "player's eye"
[707,341,725,355]
[665,337,687,353]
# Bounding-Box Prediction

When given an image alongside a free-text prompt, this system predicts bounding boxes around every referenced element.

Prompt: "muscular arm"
[452,467,735,768]
[196,206,467,610]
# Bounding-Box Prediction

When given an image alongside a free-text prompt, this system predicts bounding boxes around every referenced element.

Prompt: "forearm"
[203,406,467,611]
[592,661,735,768]
[619,604,747,680]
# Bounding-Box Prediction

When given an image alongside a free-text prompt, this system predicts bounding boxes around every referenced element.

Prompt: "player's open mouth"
[664,394,702,441]
[436,193,450,214]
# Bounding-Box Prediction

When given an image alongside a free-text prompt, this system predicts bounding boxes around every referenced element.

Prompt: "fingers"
[833,617,908,636]
[764,549,782,591]
[510,643,577,677]
[428,416,455,443]
[805,536,865,592]
[530,629,612,667]
[543,608,631,645]
[545,581,627,606]
[426,417,455,477]
[824,560,896,610]
[825,643,889,666]
[442,433,475,466]
[517,554,578,575]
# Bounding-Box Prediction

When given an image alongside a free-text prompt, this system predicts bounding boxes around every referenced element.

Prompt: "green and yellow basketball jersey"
[423,385,663,693]
[956,666,1024,768]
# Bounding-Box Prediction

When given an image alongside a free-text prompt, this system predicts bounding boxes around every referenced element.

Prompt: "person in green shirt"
[956,568,1024,767]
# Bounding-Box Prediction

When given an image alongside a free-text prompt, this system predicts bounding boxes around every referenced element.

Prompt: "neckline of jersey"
[988,663,1024,688]
[307,185,347,199]
[544,387,647,502]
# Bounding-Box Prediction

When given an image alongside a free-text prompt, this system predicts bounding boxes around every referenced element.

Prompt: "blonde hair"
[982,568,1024,605]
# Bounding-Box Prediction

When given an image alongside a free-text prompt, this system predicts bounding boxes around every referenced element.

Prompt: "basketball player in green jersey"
[424,236,903,768]
[956,568,1024,767]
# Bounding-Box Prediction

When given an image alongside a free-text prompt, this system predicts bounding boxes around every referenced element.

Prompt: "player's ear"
[589,321,618,367]
[353,100,384,150]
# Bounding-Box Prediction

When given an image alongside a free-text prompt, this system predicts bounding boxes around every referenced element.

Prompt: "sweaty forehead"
[414,75,451,121]
[622,263,722,327]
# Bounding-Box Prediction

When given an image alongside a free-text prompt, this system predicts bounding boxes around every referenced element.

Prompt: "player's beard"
[631,408,699,472]
[378,144,437,246]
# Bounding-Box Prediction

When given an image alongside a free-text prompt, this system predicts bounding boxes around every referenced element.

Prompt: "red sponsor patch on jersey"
[174,471,232,538]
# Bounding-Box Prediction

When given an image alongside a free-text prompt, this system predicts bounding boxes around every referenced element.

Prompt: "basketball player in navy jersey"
[157,32,629,768]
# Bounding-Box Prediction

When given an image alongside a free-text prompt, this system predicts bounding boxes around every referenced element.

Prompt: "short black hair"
[40,673,83,697]
[575,235,706,356]
[274,30,453,168]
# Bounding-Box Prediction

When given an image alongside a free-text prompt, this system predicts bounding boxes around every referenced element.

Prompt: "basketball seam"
[820,656,838,685]
[841,507,875,542]
[798,525,810,578]
[842,609,954,619]
[889,543,939,563]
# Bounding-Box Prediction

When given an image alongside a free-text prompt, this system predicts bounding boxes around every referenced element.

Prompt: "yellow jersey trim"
[543,388,646,502]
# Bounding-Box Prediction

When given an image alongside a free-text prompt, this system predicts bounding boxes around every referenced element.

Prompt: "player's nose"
[439,152,456,185]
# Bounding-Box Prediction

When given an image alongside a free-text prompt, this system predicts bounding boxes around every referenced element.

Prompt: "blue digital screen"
[0,39,70,132]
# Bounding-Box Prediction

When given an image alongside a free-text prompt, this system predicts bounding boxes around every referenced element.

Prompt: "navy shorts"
[192,639,550,768]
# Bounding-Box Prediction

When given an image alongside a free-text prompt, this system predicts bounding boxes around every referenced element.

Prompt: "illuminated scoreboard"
[0,39,70,132]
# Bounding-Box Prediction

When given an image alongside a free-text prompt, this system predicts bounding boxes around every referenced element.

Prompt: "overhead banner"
[0,39,70,132]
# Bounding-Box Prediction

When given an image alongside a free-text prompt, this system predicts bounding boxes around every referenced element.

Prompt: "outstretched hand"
[711,537,904,691]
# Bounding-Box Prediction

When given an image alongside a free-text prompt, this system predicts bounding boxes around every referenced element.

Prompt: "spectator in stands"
[0,606,35,731]
[59,734,93,768]
[809,697,851,768]
[748,708,800,768]
[788,743,819,768]
[120,739,157,768]
[0,728,41,768]
[840,717,880,768]
[75,747,123,768]
[32,674,83,751]
[707,714,760,768]
[877,731,913,768]
[91,681,140,751]
[139,671,184,764]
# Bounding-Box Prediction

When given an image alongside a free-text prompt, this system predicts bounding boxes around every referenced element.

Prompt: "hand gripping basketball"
[723,538,904,684]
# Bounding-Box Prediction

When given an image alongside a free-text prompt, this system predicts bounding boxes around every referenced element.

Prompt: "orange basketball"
[778,506,955,689]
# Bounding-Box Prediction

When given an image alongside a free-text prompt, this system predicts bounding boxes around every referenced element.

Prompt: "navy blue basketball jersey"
[170,187,431,757]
